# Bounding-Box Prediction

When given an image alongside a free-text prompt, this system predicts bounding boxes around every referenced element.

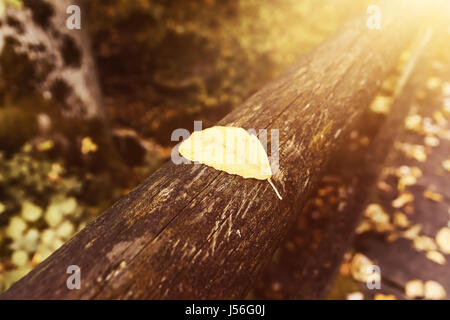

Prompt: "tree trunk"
[0,0,103,118]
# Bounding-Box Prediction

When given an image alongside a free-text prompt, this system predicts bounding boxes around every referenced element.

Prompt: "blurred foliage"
[0,138,165,292]
[0,144,85,291]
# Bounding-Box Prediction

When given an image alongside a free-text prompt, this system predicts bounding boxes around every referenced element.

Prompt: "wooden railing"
[0,1,439,299]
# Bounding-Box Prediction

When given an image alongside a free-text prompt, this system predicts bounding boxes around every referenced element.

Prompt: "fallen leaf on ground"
[427,77,441,91]
[402,224,422,240]
[364,204,393,232]
[423,190,443,202]
[443,82,450,96]
[442,159,450,172]
[370,96,392,114]
[424,135,440,147]
[424,281,446,300]
[393,212,410,228]
[433,111,447,127]
[374,293,396,300]
[426,250,446,265]
[347,292,364,300]
[392,192,414,208]
[405,279,424,299]
[81,137,98,155]
[413,235,437,252]
[396,143,427,162]
[350,253,375,283]
[436,227,450,254]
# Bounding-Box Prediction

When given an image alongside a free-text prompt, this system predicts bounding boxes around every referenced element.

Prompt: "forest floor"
[343,30,450,301]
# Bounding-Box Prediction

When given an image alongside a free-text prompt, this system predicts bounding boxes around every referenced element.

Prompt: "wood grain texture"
[1,2,428,300]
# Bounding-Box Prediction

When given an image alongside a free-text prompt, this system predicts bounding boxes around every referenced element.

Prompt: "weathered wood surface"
[252,23,438,300]
[1,2,431,299]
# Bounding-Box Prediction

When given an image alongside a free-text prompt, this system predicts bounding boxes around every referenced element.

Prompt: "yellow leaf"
[413,235,437,252]
[374,293,396,300]
[436,227,450,254]
[402,224,422,240]
[6,216,27,239]
[444,99,450,114]
[47,163,64,182]
[433,111,447,127]
[179,126,282,199]
[370,96,392,114]
[346,292,364,300]
[442,159,450,172]
[11,250,28,267]
[427,77,441,91]
[424,135,439,147]
[21,201,43,222]
[426,250,446,265]
[405,279,424,299]
[396,143,427,162]
[37,140,54,152]
[443,82,450,96]
[393,212,409,228]
[81,137,98,155]
[364,203,393,232]
[350,253,375,283]
[405,114,422,132]
[424,280,446,300]
[392,192,414,208]
[423,190,443,203]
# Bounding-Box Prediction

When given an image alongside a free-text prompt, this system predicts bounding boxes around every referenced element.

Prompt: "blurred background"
[1,0,449,299]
